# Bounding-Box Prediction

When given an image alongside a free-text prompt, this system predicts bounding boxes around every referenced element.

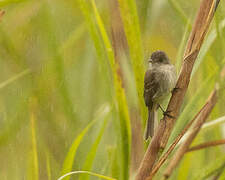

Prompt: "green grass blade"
[89,0,116,72]
[108,147,119,179]
[193,154,225,180]
[61,104,111,180]
[218,167,225,180]
[139,0,152,31]
[192,18,225,76]
[59,23,86,55]
[29,98,39,180]
[0,100,28,147]
[58,171,116,180]
[0,115,24,147]
[175,22,190,71]
[42,3,75,121]
[168,0,191,29]
[46,152,51,180]
[0,69,30,90]
[81,115,110,180]
[117,0,146,123]
[90,1,131,179]
[168,74,215,144]
[202,115,225,130]
[77,0,109,74]
[0,26,25,67]
[215,8,225,66]
[77,0,131,177]
[177,153,193,180]
[77,0,112,99]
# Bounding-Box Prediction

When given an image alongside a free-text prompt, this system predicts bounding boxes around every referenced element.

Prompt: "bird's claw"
[159,105,176,119]
[163,110,176,119]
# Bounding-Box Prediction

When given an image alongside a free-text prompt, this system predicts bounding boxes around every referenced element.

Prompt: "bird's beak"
[148,59,153,63]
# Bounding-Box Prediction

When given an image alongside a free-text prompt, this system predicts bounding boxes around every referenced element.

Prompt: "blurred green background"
[0,0,225,179]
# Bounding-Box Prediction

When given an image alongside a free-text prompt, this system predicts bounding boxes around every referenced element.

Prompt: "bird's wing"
[144,70,159,107]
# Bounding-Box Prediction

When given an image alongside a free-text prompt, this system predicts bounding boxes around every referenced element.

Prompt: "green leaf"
[175,22,190,71]
[192,18,225,76]
[77,0,108,73]
[218,166,225,180]
[80,113,110,180]
[41,3,76,122]
[29,98,39,180]
[0,69,30,90]
[177,153,193,180]
[107,146,119,179]
[59,23,86,55]
[46,151,51,180]
[61,104,111,180]
[117,0,146,123]
[168,0,191,30]
[77,0,112,100]
[193,154,225,180]
[77,0,131,177]
[202,115,225,130]
[78,0,132,179]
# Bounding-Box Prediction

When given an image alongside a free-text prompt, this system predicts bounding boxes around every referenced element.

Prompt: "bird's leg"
[158,104,165,113]
[163,110,176,119]
[158,104,176,119]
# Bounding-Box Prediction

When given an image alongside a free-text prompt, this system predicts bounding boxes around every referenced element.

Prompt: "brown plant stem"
[109,0,144,172]
[187,139,225,152]
[164,89,217,179]
[135,1,219,179]
[147,101,208,179]
[160,0,219,152]
[110,0,127,87]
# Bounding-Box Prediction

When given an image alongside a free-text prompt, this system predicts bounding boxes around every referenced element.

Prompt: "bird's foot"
[158,105,176,119]
[163,110,176,119]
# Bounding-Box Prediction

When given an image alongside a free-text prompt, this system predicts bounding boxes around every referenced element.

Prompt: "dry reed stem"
[160,0,218,150]
[146,101,209,179]
[110,0,145,171]
[135,1,219,179]
[187,139,225,152]
[164,89,217,179]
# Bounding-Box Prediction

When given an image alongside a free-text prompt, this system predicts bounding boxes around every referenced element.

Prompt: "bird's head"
[149,50,170,64]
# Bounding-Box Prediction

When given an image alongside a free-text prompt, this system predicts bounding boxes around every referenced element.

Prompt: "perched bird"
[144,50,176,140]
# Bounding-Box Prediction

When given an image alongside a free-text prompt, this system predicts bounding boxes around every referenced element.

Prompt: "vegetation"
[0,0,224,180]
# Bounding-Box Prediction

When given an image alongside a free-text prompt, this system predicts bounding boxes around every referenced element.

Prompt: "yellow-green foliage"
[0,0,225,180]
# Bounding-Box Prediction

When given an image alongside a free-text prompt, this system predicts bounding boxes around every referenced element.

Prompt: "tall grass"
[0,0,224,180]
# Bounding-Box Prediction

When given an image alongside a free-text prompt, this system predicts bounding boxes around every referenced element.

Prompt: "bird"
[144,50,177,140]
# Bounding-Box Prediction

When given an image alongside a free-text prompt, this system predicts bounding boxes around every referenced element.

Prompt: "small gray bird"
[144,50,176,140]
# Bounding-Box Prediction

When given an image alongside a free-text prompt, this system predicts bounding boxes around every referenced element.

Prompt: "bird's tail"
[144,105,156,140]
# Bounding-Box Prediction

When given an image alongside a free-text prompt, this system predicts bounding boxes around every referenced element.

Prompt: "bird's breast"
[152,64,177,100]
